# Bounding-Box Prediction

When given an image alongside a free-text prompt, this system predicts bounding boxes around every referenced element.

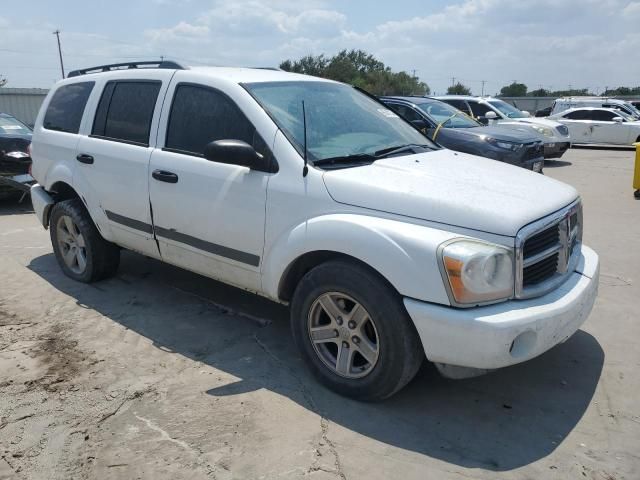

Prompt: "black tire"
[49,198,120,282]
[290,259,424,401]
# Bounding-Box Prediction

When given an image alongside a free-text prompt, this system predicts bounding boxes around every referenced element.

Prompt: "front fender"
[263,214,461,305]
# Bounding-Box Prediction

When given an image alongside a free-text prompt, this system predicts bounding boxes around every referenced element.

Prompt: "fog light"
[509,330,537,358]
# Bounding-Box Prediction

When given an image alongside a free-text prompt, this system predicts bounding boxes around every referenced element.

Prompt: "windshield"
[0,115,32,135]
[488,100,528,119]
[416,101,480,128]
[244,81,436,162]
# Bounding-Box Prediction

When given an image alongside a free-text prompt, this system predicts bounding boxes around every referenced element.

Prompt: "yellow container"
[635,143,640,191]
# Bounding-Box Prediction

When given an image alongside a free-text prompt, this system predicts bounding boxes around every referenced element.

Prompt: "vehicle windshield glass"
[244,81,437,161]
[416,101,480,128]
[488,100,528,118]
[0,116,32,135]
[622,104,640,118]
[612,109,634,121]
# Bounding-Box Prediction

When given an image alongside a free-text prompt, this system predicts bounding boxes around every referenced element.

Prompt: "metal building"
[0,88,49,127]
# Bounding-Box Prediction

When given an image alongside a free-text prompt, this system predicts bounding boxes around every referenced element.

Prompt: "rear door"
[74,71,174,257]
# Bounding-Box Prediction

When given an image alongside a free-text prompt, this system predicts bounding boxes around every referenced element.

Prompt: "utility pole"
[481,80,486,96]
[53,30,65,79]
[451,77,456,87]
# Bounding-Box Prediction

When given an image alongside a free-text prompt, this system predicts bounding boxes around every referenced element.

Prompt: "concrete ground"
[0,148,638,480]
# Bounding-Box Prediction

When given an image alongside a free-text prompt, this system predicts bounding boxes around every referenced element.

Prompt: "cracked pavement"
[1,147,639,479]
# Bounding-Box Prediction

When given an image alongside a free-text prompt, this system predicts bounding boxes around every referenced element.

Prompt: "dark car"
[381,97,545,172]
[0,113,33,198]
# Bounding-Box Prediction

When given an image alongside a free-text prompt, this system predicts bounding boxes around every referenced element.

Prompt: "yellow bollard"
[635,143,640,199]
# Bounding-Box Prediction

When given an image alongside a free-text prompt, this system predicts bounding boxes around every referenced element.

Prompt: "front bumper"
[404,245,599,371]
[544,141,571,159]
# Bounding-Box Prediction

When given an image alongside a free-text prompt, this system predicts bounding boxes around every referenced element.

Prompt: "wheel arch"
[263,214,453,305]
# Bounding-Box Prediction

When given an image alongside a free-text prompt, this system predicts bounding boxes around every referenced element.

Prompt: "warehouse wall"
[0,88,49,127]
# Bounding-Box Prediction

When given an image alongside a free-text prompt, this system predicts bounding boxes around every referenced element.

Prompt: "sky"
[1,0,639,95]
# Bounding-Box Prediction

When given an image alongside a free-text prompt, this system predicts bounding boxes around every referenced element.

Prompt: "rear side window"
[92,81,161,145]
[564,110,589,120]
[165,84,272,161]
[43,82,95,133]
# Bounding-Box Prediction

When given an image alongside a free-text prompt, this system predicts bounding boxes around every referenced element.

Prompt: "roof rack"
[68,60,186,78]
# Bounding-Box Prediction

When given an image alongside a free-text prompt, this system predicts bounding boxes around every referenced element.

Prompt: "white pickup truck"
[29,61,599,400]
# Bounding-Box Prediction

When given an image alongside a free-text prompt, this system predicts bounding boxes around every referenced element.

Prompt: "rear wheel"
[290,260,424,401]
[50,199,120,282]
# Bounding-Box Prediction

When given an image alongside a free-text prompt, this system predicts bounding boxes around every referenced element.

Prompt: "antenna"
[302,100,309,177]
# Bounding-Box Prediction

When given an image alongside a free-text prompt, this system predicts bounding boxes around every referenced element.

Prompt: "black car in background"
[0,113,33,198]
[381,96,545,172]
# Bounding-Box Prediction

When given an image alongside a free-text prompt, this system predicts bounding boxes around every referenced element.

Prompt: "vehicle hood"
[322,149,578,237]
[508,117,563,128]
[444,125,540,143]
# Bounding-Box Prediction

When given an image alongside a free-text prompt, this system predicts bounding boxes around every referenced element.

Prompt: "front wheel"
[290,260,424,401]
[50,198,120,282]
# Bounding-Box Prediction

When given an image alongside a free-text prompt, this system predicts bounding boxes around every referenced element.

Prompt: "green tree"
[528,88,550,97]
[447,82,471,95]
[603,86,640,96]
[279,50,430,96]
[499,82,528,97]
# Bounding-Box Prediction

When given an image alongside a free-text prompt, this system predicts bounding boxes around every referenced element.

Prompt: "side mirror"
[521,110,531,117]
[484,111,498,120]
[612,117,624,123]
[203,140,271,172]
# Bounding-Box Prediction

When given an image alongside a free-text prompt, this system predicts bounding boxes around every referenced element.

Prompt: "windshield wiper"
[373,143,433,158]
[313,152,377,168]
[314,143,433,169]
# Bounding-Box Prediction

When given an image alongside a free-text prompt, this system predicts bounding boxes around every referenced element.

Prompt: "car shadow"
[0,195,33,215]
[28,251,604,472]
[544,160,573,168]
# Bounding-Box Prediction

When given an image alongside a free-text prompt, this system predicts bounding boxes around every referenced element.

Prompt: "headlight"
[531,125,554,137]
[439,239,514,306]
[486,137,523,151]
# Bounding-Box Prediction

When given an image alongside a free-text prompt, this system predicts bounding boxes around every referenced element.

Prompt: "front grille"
[524,253,558,286]
[556,125,569,136]
[523,224,559,257]
[517,201,583,298]
[524,142,544,160]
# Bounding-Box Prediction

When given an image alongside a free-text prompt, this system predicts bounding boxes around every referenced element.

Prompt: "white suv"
[29,61,599,400]
[436,95,572,159]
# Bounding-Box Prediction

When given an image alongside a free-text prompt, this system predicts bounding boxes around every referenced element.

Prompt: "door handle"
[76,154,94,164]
[152,169,179,184]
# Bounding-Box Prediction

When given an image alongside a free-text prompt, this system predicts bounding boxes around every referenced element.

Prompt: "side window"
[387,103,423,123]
[468,101,494,118]
[92,81,161,145]
[165,84,273,162]
[445,100,471,116]
[564,110,588,120]
[591,110,617,122]
[43,82,95,133]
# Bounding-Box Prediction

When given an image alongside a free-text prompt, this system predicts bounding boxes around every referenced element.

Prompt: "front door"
[149,79,276,292]
[588,110,632,145]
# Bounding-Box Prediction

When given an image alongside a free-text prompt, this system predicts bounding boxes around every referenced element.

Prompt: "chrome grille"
[556,125,569,136]
[516,201,583,298]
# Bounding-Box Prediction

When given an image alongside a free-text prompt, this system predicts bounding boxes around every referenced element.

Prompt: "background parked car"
[436,95,571,159]
[381,96,545,172]
[551,97,640,119]
[549,107,640,145]
[0,113,33,198]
